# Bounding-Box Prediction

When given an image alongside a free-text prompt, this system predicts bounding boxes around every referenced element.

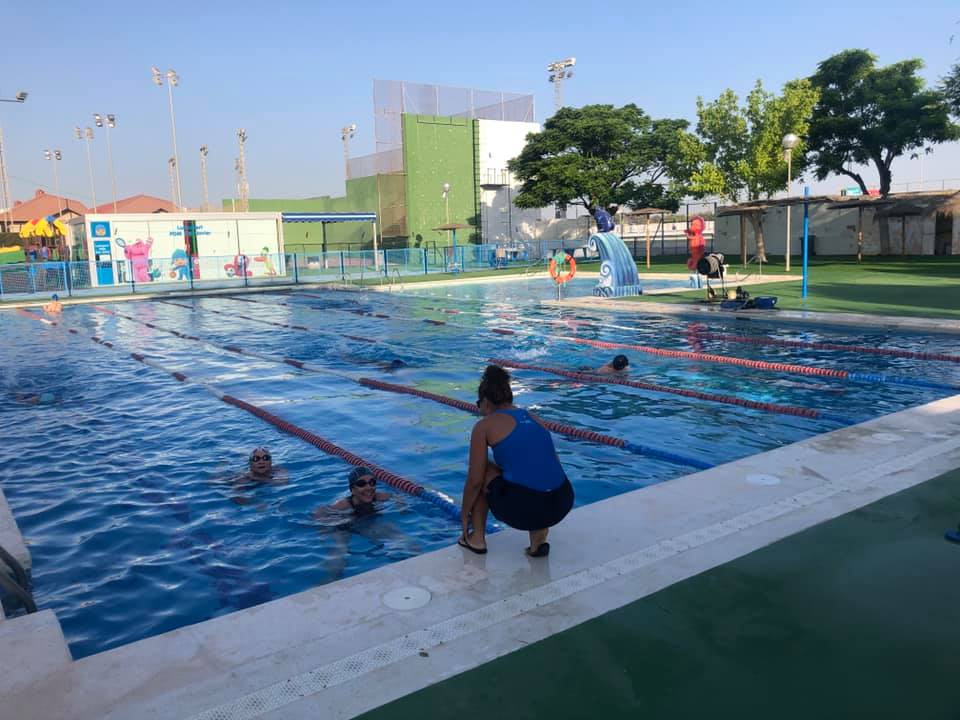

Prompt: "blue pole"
[422,247,428,275]
[802,186,810,299]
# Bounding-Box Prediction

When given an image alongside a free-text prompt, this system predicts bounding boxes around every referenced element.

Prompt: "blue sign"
[91,221,111,238]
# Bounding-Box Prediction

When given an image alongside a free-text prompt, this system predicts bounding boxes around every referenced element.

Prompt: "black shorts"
[486,476,574,531]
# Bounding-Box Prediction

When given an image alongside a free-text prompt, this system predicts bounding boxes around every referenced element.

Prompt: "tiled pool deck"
[360,467,960,720]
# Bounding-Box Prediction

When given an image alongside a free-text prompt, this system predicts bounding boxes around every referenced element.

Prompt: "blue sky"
[3,0,959,209]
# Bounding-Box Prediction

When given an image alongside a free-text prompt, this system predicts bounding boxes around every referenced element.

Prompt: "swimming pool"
[2,279,958,658]
[403,273,691,302]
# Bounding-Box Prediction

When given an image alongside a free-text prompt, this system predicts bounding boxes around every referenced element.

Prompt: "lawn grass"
[629,256,960,319]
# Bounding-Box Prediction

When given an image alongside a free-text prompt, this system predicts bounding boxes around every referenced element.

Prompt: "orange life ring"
[549,254,577,284]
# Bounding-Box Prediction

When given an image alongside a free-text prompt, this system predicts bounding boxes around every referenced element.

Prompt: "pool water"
[1,279,958,658]
[404,274,690,302]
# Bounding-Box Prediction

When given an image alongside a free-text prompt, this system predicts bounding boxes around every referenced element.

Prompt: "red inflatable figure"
[686,216,707,271]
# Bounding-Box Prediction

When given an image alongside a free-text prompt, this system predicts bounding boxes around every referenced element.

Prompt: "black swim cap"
[612,354,629,371]
[348,466,375,486]
[389,359,406,369]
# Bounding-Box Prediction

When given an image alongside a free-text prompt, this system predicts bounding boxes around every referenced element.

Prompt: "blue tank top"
[491,409,566,492]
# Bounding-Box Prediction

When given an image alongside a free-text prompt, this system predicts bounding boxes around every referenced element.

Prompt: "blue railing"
[0,244,587,300]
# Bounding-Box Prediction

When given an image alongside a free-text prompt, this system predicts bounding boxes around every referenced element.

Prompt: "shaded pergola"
[432,222,474,271]
[827,191,960,261]
[623,208,669,268]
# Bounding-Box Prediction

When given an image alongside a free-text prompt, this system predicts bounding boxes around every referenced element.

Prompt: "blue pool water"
[1,279,959,658]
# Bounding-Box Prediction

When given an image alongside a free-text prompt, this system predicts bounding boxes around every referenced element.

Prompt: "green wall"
[402,114,477,247]
[226,174,405,252]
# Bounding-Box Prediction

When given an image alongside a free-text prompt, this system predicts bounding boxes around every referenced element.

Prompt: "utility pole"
[546,57,576,113]
[168,157,178,209]
[199,145,210,211]
[76,126,97,210]
[236,129,249,212]
[44,149,63,215]
[0,128,12,232]
[152,67,183,209]
[341,123,356,181]
[94,113,118,212]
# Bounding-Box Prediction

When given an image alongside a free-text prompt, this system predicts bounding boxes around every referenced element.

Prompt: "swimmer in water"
[579,354,629,376]
[243,447,288,484]
[228,448,288,506]
[341,354,407,372]
[596,354,629,375]
[14,391,57,405]
[318,466,391,516]
[43,294,62,315]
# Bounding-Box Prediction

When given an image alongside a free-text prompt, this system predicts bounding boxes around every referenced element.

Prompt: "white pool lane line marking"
[185,430,960,720]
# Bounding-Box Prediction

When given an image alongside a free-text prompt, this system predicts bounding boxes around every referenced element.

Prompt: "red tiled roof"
[6,189,88,222]
[93,194,176,214]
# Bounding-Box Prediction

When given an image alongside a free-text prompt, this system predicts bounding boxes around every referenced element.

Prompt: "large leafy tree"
[508,104,694,216]
[943,62,960,117]
[683,79,819,261]
[807,49,958,197]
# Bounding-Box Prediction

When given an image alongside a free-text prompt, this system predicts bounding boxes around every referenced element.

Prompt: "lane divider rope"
[99,304,711,470]
[18,309,461,523]
[490,358,853,424]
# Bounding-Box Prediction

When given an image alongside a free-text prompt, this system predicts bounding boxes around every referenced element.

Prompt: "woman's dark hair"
[612,354,629,371]
[478,364,513,406]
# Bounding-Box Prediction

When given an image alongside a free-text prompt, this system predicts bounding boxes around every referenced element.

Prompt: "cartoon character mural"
[169,248,191,280]
[254,246,278,276]
[224,254,252,278]
[686,216,707,271]
[116,237,154,283]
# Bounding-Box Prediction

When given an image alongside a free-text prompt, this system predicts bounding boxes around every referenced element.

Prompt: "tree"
[683,79,820,261]
[508,104,694,217]
[943,62,960,117]
[807,49,958,197]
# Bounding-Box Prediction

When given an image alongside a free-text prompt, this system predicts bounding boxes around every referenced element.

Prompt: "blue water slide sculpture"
[587,210,643,297]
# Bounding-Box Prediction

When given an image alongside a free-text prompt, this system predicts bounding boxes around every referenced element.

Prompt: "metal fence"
[0,245,546,300]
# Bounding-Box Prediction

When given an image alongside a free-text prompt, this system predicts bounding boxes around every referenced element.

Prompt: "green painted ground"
[630,256,960,319]
[360,471,960,720]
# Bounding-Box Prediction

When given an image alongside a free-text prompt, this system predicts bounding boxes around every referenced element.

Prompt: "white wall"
[477,119,542,244]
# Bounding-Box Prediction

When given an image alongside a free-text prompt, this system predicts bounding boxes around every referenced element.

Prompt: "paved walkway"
[360,470,960,720]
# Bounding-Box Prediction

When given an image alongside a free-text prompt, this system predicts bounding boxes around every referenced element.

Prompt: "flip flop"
[458,536,488,555]
[945,529,960,544]
[525,542,550,558]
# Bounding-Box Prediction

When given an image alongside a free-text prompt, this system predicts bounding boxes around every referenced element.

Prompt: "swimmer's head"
[388,359,406,369]
[348,466,377,503]
[248,446,272,475]
[611,354,629,371]
[477,364,512,414]
[51,294,59,301]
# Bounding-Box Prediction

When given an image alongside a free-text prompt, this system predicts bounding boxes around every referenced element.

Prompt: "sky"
[3,0,959,210]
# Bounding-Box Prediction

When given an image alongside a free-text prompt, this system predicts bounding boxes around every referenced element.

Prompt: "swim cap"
[389,359,406,369]
[249,446,270,461]
[348,466,375,486]
[52,294,59,301]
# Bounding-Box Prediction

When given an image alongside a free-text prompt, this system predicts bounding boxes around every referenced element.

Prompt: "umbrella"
[34,217,54,238]
[18,220,35,239]
[53,219,68,236]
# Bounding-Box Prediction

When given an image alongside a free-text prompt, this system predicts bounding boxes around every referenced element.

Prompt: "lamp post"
[44,149,63,215]
[546,57,576,113]
[782,133,798,273]
[93,114,118,213]
[0,90,27,233]
[199,145,210,211]
[152,67,183,209]
[341,124,356,181]
[168,157,178,209]
[236,129,249,212]
[76,126,97,210]
[442,181,452,265]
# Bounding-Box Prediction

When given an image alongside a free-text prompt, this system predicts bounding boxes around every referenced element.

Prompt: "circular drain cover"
[864,432,903,444]
[746,473,781,486]
[382,586,431,610]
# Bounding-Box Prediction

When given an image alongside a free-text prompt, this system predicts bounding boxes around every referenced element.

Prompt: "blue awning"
[282,212,376,223]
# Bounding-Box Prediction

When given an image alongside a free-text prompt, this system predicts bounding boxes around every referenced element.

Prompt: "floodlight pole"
[199,145,210,211]
[77,126,97,210]
[341,124,356,181]
[782,133,798,273]
[547,57,576,113]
